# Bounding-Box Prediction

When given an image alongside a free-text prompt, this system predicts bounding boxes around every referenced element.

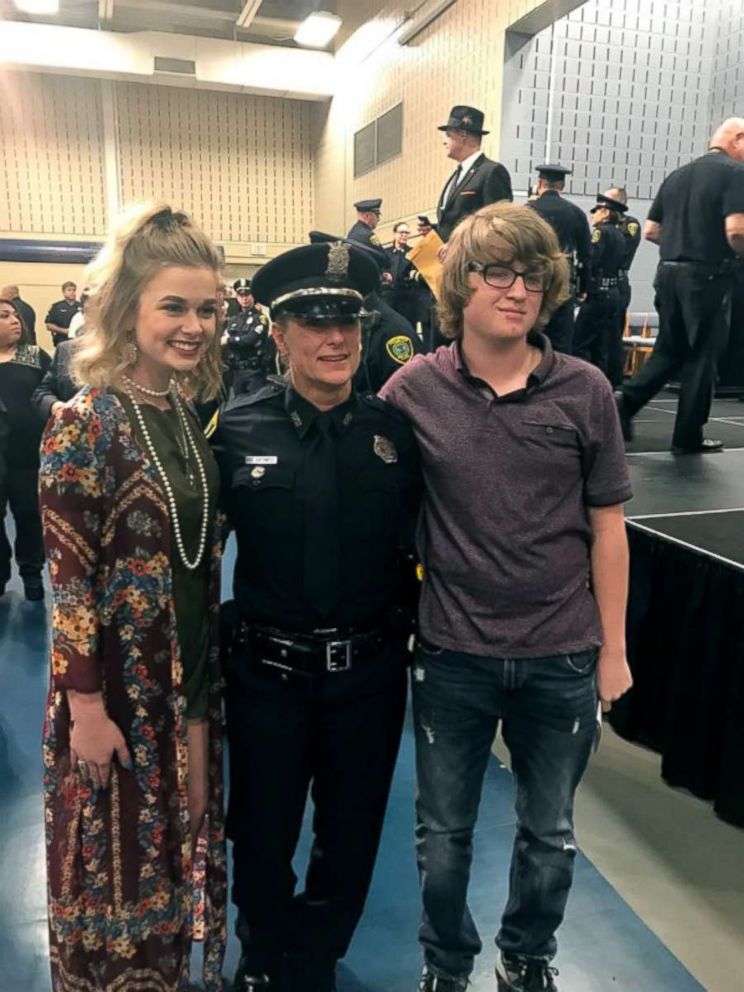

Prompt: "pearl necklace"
[124,385,210,571]
[122,373,174,398]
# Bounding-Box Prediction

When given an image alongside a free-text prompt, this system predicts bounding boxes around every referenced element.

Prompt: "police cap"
[536,163,572,181]
[593,192,628,214]
[251,241,379,322]
[233,278,252,293]
[309,229,387,273]
[354,198,382,214]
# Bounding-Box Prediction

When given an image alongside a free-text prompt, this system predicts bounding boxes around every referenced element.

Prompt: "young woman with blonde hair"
[39,203,227,991]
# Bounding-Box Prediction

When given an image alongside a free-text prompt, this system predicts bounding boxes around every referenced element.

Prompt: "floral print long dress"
[39,387,227,992]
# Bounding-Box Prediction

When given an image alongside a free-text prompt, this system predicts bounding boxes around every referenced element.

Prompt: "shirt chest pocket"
[231,464,302,537]
[520,418,582,484]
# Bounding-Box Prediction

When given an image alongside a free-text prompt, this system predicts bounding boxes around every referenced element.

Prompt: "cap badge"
[326,241,350,283]
[373,435,398,464]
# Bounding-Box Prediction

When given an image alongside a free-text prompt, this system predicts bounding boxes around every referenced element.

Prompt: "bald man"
[617,118,744,453]
[0,284,35,343]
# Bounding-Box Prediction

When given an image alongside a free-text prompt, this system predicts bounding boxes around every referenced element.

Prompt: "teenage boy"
[380,202,633,992]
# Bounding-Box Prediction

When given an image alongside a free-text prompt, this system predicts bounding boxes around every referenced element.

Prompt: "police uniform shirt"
[527,190,592,295]
[209,383,421,632]
[223,306,272,370]
[648,149,744,262]
[45,298,80,330]
[384,246,412,284]
[588,222,625,291]
[355,293,422,393]
[617,214,641,273]
[347,219,385,256]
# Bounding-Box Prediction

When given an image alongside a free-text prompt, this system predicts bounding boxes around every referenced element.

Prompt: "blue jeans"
[412,641,599,979]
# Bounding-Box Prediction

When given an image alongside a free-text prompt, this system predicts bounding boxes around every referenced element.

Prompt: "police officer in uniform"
[573,195,625,378]
[617,118,744,453]
[209,240,421,992]
[312,230,423,390]
[383,222,416,324]
[602,187,641,386]
[527,164,592,353]
[45,281,81,347]
[222,277,276,395]
[348,198,386,254]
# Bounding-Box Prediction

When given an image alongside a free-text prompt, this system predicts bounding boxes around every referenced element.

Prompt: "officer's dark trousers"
[0,463,44,586]
[542,298,576,355]
[607,278,631,387]
[225,644,407,984]
[622,263,732,449]
[572,290,619,378]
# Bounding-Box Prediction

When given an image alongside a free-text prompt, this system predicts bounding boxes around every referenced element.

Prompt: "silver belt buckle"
[326,640,352,672]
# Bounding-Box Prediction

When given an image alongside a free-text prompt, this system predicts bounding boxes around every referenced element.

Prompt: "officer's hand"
[382,271,393,283]
[417,221,432,237]
[437,244,449,263]
[409,270,421,282]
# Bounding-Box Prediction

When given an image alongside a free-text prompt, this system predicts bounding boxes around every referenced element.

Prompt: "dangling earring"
[125,332,137,366]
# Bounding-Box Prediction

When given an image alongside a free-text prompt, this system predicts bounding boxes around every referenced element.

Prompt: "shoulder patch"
[591,228,601,244]
[627,221,640,238]
[370,233,383,247]
[386,335,415,365]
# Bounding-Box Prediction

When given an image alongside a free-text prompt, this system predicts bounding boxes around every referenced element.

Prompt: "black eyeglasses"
[468,262,548,293]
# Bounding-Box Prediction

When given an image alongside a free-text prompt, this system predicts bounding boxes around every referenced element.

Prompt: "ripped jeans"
[412,640,598,979]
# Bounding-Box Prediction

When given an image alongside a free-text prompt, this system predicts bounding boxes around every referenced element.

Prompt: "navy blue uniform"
[222,305,276,395]
[573,222,625,378]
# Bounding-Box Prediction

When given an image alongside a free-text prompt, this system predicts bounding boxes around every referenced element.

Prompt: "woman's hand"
[68,691,132,791]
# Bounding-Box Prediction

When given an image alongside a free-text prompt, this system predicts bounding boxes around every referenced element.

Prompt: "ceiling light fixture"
[13,0,59,13]
[294,10,342,49]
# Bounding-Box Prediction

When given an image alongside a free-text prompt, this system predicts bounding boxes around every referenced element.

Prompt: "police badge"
[373,435,398,464]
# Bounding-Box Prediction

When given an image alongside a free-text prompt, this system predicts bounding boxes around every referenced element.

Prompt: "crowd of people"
[1,103,744,992]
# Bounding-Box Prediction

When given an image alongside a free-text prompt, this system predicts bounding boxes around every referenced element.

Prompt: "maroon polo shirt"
[380,334,632,658]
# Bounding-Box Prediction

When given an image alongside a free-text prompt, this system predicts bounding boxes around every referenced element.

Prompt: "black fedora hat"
[437,105,489,136]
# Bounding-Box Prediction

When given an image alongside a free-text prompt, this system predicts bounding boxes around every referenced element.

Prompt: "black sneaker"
[496,952,559,992]
[418,967,468,991]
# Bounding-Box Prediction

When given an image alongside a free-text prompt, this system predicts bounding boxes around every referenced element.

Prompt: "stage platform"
[613,395,744,827]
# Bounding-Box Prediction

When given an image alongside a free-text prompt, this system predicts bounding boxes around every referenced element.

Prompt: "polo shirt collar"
[453,331,555,395]
[284,385,358,438]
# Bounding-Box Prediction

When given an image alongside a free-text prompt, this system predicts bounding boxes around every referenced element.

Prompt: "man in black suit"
[527,164,592,354]
[420,105,512,244]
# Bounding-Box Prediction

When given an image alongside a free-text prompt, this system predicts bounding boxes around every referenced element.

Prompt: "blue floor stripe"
[0,552,704,992]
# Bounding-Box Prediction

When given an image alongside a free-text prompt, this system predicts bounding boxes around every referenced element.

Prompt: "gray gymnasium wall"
[501,0,740,315]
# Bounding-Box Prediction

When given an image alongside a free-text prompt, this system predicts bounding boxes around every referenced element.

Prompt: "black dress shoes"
[671,438,724,455]
[233,956,273,992]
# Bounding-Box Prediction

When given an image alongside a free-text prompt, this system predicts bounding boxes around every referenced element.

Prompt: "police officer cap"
[354,198,382,214]
[536,163,572,180]
[309,229,387,273]
[252,241,379,322]
[592,193,628,214]
[232,278,252,293]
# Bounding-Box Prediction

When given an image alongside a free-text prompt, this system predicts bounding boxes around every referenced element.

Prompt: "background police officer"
[527,163,592,353]
[617,118,744,453]
[221,277,276,395]
[45,281,80,347]
[602,186,641,386]
[209,240,421,992]
[573,195,625,377]
[348,198,386,255]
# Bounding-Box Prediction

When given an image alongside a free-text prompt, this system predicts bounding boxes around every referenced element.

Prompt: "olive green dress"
[119,392,219,719]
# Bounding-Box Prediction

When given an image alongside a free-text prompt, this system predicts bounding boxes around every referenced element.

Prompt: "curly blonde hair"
[72,202,224,400]
[437,201,570,339]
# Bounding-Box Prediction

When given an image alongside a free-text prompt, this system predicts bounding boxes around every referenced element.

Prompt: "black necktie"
[303,415,340,619]
[445,165,462,206]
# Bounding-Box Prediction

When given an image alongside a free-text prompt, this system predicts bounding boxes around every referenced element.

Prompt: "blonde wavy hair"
[437,201,570,339]
[73,202,224,400]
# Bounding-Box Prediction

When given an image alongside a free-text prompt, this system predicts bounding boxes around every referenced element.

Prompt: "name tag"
[244,455,278,465]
